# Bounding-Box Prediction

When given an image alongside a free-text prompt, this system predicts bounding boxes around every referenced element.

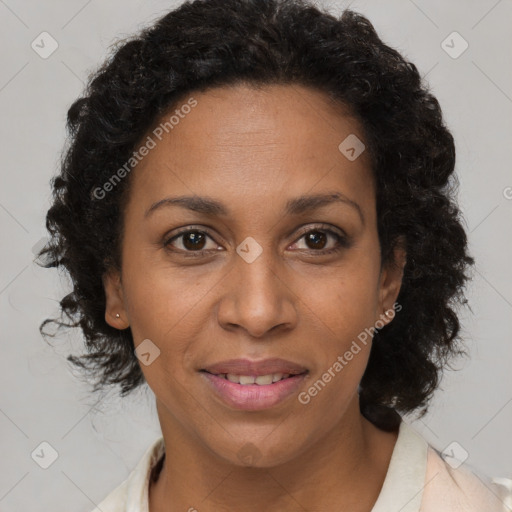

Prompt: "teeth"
[222,373,291,385]
[255,374,273,385]
[239,375,256,385]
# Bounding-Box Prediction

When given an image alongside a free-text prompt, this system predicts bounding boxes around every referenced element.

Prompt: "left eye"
[291,228,348,253]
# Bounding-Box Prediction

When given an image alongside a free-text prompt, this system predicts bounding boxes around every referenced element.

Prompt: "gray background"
[0,0,511,510]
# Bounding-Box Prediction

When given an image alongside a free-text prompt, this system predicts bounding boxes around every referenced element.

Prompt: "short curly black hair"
[39,0,474,428]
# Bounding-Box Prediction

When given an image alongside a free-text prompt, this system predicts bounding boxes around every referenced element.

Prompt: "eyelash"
[163,224,350,258]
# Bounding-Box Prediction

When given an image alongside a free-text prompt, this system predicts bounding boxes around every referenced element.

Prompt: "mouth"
[200,357,308,378]
[199,358,309,411]
[200,371,299,385]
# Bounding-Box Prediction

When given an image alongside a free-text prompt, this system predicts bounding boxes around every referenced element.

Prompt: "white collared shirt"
[92,420,512,511]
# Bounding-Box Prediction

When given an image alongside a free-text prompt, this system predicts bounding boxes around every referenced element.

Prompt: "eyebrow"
[145,192,365,225]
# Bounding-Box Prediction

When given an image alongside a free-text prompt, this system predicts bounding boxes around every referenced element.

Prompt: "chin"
[207,432,308,469]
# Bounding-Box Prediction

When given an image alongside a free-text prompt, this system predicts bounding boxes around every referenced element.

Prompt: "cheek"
[121,249,207,338]
[306,278,375,379]
[297,249,381,392]
[120,254,221,387]
[307,256,381,340]
[296,282,377,419]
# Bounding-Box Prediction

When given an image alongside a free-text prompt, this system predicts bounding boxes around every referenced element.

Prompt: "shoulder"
[382,420,512,512]
[420,444,512,512]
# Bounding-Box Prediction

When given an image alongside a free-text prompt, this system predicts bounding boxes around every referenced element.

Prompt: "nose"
[216,246,298,339]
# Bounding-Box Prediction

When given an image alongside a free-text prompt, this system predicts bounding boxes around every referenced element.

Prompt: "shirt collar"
[371,420,428,512]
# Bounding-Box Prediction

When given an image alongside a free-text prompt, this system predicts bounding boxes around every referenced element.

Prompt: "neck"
[149,396,398,512]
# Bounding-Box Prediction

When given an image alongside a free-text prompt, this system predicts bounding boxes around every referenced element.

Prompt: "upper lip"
[201,358,308,376]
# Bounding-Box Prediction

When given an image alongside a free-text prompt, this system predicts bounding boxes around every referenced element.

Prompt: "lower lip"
[200,372,307,411]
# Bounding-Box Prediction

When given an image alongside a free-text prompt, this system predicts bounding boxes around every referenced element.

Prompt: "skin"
[104,84,407,512]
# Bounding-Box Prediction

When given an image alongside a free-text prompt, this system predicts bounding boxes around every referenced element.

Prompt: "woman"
[38,0,512,510]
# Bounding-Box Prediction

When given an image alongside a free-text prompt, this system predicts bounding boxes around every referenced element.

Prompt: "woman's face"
[104,84,404,467]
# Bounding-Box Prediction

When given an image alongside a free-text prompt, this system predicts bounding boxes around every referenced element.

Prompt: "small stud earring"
[115,313,120,318]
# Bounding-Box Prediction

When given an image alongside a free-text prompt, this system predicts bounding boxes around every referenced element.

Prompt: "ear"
[376,237,407,326]
[103,268,130,329]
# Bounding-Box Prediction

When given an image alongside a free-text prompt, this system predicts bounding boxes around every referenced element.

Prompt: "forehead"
[127,84,374,218]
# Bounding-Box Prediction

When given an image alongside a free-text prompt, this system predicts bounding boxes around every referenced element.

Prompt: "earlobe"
[378,238,407,325]
[103,269,129,329]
